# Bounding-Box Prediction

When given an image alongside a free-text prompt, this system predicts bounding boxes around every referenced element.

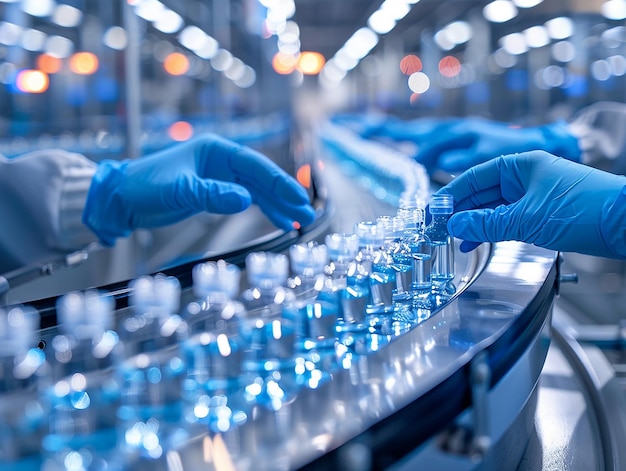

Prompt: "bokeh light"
[272,51,298,74]
[164,52,189,76]
[16,69,49,93]
[438,56,461,77]
[36,53,62,74]
[69,52,99,75]
[408,72,430,93]
[168,121,193,141]
[400,54,422,75]
[296,164,312,188]
[297,51,325,75]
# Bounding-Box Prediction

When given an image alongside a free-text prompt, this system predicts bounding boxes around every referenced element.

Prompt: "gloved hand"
[331,113,460,142]
[415,117,581,173]
[436,151,626,259]
[83,134,316,246]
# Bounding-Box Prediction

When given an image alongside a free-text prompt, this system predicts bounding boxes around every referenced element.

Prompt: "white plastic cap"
[245,252,289,287]
[129,274,181,316]
[192,260,241,299]
[430,194,454,214]
[398,193,427,211]
[57,290,115,339]
[0,305,39,355]
[325,232,359,263]
[289,242,328,276]
[354,221,385,248]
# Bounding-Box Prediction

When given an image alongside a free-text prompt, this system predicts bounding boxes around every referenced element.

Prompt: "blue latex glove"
[415,117,581,173]
[331,113,460,142]
[83,134,316,246]
[436,151,626,259]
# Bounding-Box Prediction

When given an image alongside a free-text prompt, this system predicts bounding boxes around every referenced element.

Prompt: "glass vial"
[116,274,187,468]
[0,306,45,469]
[425,194,455,292]
[41,291,120,471]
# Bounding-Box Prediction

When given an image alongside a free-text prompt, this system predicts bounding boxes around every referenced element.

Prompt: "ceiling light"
[500,32,528,54]
[544,17,574,39]
[513,0,543,7]
[483,0,518,23]
[603,0,626,20]
[523,25,549,48]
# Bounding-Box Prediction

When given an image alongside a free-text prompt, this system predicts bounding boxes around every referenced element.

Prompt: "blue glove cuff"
[82,159,132,247]
[539,121,582,162]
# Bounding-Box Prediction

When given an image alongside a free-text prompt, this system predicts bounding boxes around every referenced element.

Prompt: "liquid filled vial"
[355,220,395,334]
[116,274,188,467]
[239,252,301,409]
[0,305,45,469]
[425,194,456,299]
[397,206,432,313]
[41,290,121,471]
[377,215,415,332]
[325,232,368,336]
[180,260,248,437]
[288,241,339,354]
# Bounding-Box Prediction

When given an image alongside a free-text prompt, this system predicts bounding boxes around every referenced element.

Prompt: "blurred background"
[2,0,624,157]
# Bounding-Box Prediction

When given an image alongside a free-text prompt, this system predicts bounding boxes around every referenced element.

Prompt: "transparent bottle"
[397,205,432,312]
[0,305,45,469]
[377,215,415,332]
[239,252,300,408]
[40,290,121,471]
[179,261,248,453]
[288,242,340,386]
[325,233,368,337]
[116,274,188,467]
[425,194,456,299]
[288,242,338,353]
[356,221,395,334]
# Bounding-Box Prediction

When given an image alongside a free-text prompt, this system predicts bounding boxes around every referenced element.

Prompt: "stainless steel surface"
[156,240,557,470]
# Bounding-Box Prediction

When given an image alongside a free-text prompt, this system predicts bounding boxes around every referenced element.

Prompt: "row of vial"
[0,193,454,470]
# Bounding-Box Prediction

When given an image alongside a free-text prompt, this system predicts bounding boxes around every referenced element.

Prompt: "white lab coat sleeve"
[0,150,99,274]
[568,101,626,175]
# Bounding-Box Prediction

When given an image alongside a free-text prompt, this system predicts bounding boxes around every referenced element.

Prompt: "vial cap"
[245,252,289,287]
[325,233,359,262]
[193,260,241,299]
[430,194,454,214]
[129,274,181,316]
[57,290,115,339]
[289,242,328,275]
[354,221,385,247]
[0,305,39,355]
[398,193,426,211]
[397,207,425,226]
[377,215,405,238]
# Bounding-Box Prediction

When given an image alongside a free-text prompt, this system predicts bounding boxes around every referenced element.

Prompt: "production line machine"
[2,126,626,471]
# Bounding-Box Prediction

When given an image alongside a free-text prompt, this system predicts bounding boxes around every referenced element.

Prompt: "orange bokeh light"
[36,54,62,74]
[400,55,422,75]
[296,164,312,189]
[70,52,99,75]
[168,121,194,141]
[272,52,298,75]
[438,55,461,78]
[297,52,325,75]
[164,52,190,76]
[16,70,49,93]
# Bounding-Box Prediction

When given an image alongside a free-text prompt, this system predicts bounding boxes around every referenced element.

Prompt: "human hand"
[83,134,316,245]
[436,151,626,259]
[331,113,460,142]
[415,118,581,173]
